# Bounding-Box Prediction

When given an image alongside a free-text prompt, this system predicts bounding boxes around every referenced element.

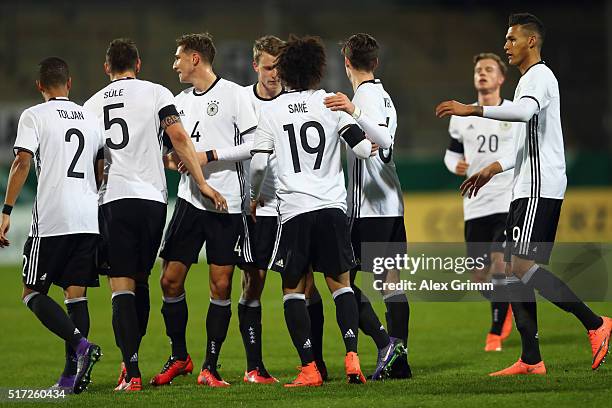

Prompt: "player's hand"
[0,214,10,248]
[370,143,380,157]
[178,152,209,174]
[249,198,265,223]
[324,92,355,115]
[435,100,481,118]
[199,184,228,211]
[460,162,501,198]
[455,159,469,176]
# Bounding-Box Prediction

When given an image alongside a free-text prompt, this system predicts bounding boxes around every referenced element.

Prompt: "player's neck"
[350,71,374,92]
[191,68,218,93]
[256,82,282,99]
[42,88,69,102]
[478,91,502,107]
[110,71,136,81]
[518,53,542,75]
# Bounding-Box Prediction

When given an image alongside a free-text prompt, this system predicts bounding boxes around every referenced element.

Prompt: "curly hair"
[341,33,379,72]
[275,34,326,90]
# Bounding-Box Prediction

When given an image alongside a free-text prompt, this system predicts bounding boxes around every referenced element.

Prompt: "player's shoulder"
[176,86,195,99]
[523,62,557,83]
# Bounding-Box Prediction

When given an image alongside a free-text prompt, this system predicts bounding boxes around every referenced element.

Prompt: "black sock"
[161,293,188,360]
[25,292,82,350]
[284,295,314,365]
[134,282,150,350]
[490,302,510,335]
[63,297,90,377]
[203,300,231,370]
[523,266,603,331]
[112,292,141,380]
[507,279,542,364]
[353,284,389,349]
[333,289,359,353]
[238,299,263,372]
[307,293,324,362]
[384,292,410,345]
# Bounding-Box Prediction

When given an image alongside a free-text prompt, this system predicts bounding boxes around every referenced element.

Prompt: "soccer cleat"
[387,354,413,379]
[48,375,75,394]
[315,360,328,381]
[243,367,279,384]
[485,333,503,352]
[114,377,142,391]
[500,305,514,340]
[284,362,323,388]
[588,316,611,370]
[344,352,366,384]
[489,358,546,376]
[150,355,194,386]
[197,366,230,387]
[372,338,407,380]
[117,362,126,387]
[73,342,102,394]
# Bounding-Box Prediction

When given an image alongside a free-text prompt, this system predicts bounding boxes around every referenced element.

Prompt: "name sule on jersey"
[103,88,124,98]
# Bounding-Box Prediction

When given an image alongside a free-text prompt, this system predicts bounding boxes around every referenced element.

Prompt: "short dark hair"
[106,38,139,73]
[341,33,379,72]
[176,33,216,65]
[276,34,326,90]
[509,13,546,44]
[38,57,69,88]
[473,52,508,76]
[253,35,285,63]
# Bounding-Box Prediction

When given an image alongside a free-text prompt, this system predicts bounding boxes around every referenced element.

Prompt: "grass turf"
[0,263,610,407]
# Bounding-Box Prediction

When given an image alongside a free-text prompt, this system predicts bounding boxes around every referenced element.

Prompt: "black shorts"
[464,213,508,264]
[22,234,99,293]
[269,208,356,287]
[100,198,166,279]
[351,216,407,272]
[245,215,279,270]
[504,197,562,264]
[159,198,250,266]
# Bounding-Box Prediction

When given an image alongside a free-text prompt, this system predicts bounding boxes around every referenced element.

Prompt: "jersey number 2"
[65,128,85,179]
[283,121,325,173]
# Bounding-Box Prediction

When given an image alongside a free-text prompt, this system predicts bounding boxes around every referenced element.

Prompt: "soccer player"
[436,13,611,375]
[324,33,410,379]
[443,52,515,352]
[0,57,103,394]
[84,38,224,391]
[153,33,259,388]
[250,35,372,387]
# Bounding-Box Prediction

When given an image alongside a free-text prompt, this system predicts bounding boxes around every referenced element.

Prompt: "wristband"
[2,204,13,216]
[205,150,216,163]
[351,105,362,120]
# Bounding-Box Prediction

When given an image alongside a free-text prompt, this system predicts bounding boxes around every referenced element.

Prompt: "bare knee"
[241,267,265,300]
[160,261,188,297]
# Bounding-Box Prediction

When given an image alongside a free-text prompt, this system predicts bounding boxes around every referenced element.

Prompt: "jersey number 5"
[104,103,130,150]
[283,121,326,173]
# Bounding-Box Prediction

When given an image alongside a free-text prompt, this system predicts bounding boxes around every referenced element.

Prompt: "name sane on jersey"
[288,102,308,113]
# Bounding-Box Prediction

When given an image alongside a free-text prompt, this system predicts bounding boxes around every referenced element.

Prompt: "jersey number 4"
[103,103,130,150]
[283,121,325,173]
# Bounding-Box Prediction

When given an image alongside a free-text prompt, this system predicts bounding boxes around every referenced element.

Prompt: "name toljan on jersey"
[104,89,123,98]
[56,109,84,120]
[288,102,308,113]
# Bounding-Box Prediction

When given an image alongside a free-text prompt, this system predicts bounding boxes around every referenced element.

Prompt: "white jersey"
[175,78,258,213]
[346,80,404,218]
[511,62,566,200]
[448,100,516,220]
[14,98,104,237]
[242,83,280,217]
[84,78,176,205]
[253,89,357,223]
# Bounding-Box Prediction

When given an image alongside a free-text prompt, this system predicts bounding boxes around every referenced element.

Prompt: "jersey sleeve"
[447,116,464,153]
[235,87,258,136]
[14,109,39,156]
[156,85,179,121]
[517,68,558,111]
[251,110,275,154]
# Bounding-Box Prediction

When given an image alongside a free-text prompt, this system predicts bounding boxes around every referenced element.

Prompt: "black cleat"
[387,354,412,379]
[73,343,102,394]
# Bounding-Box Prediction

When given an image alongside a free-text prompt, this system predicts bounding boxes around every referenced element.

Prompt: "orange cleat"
[344,352,366,384]
[197,367,230,387]
[588,316,611,370]
[114,377,142,391]
[500,305,513,340]
[284,362,323,388]
[243,367,279,384]
[489,359,546,376]
[485,333,503,352]
[150,355,194,386]
[116,362,126,387]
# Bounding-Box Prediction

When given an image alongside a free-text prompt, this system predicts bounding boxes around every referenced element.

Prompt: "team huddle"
[0,11,610,395]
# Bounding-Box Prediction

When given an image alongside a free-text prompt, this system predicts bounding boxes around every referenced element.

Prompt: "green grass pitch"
[0,263,610,407]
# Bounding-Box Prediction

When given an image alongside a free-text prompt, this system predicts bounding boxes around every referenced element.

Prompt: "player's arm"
[436,98,538,122]
[94,149,104,189]
[160,106,227,211]
[1,151,32,247]
[249,123,274,220]
[444,117,468,176]
[324,92,392,148]
[460,161,503,199]
[339,124,372,159]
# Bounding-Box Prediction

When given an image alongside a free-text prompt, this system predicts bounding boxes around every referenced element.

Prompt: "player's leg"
[304,269,327,380]
[486,250,512,349]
